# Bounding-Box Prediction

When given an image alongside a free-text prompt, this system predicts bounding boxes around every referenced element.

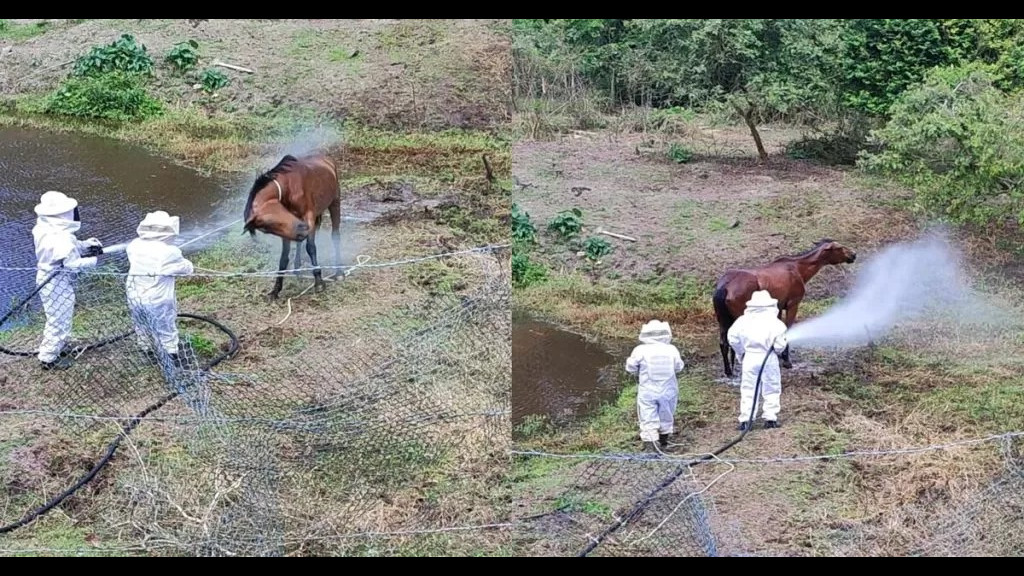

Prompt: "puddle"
[512,317,623,431]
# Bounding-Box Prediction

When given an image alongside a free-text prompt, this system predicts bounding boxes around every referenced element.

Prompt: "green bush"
[73,34,154,78]
[547,208,584,240]
[667,142,693,164]
[199,68,230,93]
[166,39,200,73]
[582,236,613,261]
[45,72,162,122]
[859,63,1024,226]
[512,203,538,245]
[512,250,548,288]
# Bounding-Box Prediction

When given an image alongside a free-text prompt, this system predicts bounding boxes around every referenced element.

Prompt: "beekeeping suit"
[32,191,103,370]
[626,320,685,449]
[125,211,194,360]
[727,290,789,430]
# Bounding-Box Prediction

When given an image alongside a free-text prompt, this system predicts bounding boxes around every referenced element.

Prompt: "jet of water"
[786,232,979,349]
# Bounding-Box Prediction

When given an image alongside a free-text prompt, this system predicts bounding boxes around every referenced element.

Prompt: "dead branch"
[597,229,638,242]
[482,154,495,184]
[212,61,255,74]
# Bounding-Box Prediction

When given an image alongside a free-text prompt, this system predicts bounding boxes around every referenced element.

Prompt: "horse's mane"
[771,238,834,263]
[243,155,300,222]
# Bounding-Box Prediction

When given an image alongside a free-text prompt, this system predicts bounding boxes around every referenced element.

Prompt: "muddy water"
[513,317,624,430]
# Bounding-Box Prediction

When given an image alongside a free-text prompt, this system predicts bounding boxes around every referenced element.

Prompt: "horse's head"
[243,198,310,241]
[242,156,309,241]
[817,239,857,265]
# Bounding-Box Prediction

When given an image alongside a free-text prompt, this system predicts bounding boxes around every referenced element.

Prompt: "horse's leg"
[306,229,325,293]
[781,302,799,369]
[293,239,303,277]
[270,239,291,301]
[329,198,342,277]
[719,326,732,378]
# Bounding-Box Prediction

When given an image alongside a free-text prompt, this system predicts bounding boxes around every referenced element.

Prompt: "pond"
[512,316,624,432]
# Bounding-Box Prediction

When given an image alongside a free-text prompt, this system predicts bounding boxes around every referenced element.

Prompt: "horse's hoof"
[314,283,327,294]
[782,361,793,369]
[266,292,280,302]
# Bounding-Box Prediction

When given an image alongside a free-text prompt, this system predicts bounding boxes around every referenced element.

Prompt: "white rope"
[510,430,1024,465]
[0,245,508,277]
[632,454,735,544]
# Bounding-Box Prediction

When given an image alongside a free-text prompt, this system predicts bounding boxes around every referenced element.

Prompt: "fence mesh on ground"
[0,216,511,556]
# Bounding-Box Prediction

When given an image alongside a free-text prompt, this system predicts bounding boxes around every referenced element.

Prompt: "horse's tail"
[712,285,733,333]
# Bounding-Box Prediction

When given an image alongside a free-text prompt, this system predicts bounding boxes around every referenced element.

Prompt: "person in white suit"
[626,320,685,451]
[727,290,789,431]
[125,211,194,366]
[31,191,103,370]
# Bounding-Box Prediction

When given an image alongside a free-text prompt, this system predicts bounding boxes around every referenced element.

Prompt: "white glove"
[85,238,103,247]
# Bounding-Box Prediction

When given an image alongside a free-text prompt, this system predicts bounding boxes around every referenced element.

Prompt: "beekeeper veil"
[137,211,180,242]
[638,319,672,345]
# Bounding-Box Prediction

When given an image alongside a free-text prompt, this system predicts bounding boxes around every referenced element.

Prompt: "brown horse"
[243,152,342,300]
[712,239,857,378]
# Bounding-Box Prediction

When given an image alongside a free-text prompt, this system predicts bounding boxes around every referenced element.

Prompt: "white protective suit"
[625,320,685,443]
[125,212,194,356]
[31,192,102,364]
[727,290,789,425]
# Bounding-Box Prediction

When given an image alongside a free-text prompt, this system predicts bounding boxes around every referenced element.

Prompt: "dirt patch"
[0,19,511,131]
[514,128,917,286]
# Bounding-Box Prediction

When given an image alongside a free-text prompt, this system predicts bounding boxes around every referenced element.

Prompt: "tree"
[625,19,842,162]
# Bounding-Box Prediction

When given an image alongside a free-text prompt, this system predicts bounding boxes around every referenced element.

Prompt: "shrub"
[547,208,584,240]
[73,33,154,78]
[512,203,538,245]
[45,72,162,122]
[859,63,1024,226]
[512,250,548,288]
[583,236,613,261]
[199,68,230,93]
[166,40,200,73]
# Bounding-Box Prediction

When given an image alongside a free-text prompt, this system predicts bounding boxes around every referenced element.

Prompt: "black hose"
[575,339,779,557]
[0,312,240,535]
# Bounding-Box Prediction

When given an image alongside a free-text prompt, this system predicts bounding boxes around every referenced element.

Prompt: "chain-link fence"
[509,432,1024,557]
[0,215,512,556]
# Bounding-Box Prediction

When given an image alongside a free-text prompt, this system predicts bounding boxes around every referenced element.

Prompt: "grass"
[0,19,53,43]
[515,273,713,342]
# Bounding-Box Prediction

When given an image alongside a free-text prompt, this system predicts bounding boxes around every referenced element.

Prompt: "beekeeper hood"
[638,320,672,345]
[744,290,779,316]
[34,191,81,232]
[137,211,180,242]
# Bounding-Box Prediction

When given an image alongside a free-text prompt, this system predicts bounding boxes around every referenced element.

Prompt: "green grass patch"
[919,380,1024,432]
[0,19,52,42]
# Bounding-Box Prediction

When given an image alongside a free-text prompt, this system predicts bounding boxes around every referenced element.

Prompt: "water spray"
[785,233,973,349]
[97,218,243,257]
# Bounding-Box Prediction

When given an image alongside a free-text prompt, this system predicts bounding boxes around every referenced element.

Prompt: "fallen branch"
[482,154,495,184]
[211,60,254,74]
[597,229,637,242]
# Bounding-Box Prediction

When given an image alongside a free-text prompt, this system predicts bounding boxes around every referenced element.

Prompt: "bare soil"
[0,19,511,131]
